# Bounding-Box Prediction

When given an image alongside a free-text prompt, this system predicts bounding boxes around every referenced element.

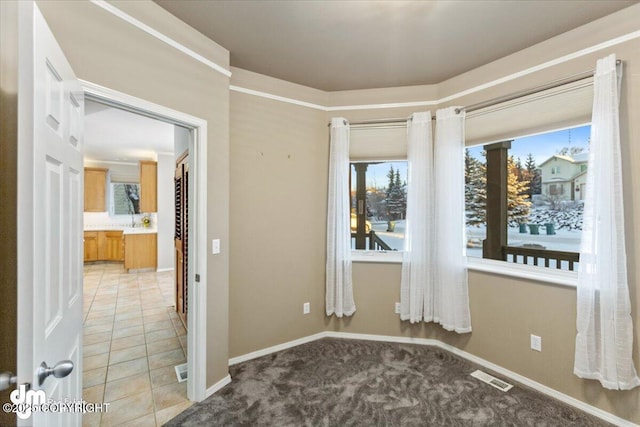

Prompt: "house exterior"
[539,152,588,201]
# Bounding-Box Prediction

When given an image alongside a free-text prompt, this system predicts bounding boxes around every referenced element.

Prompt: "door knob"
[0,371,17,391]
[37,360,73,386]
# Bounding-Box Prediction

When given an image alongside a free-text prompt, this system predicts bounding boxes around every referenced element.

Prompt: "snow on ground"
[353,207,583,272]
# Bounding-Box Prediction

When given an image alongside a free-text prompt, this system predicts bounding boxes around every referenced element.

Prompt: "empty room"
[1,1,640,426]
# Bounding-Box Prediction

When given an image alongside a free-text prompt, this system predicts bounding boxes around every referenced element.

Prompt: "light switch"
[212,239,221,254]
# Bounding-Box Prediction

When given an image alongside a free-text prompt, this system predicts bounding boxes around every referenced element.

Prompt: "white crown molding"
[228,331,636,427]
[229,85,328,111]
[436,29,640,106]
[205,374,232,398]
[89,0,232,78]
[231,30,640,112]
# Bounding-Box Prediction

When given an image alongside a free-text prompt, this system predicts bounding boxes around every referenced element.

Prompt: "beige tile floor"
[82,262,192,427]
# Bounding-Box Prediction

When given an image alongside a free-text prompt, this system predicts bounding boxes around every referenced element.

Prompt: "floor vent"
[470,370,513,392]
[175,363,188,383]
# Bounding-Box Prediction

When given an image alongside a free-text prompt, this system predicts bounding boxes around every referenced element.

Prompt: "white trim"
[205,374,232,398]
[230,30,640,111]
[436,30,640,107]
[351,250,403,264]
[228,332,328,365]
[327,100,437,112]
[228,332,635,427]
[89,0,231,78]
[80,80,209,403]
[229,85,327,111]
[467,257,578,288]
[156,267,175,273]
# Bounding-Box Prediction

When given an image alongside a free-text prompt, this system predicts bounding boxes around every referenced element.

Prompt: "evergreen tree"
[524,153,541,196]
[464,149,486,226]
[386,166,405,220]
[508,156,531,225]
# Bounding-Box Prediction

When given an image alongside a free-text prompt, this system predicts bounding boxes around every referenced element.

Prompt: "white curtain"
[433,107,472,333]
[400,112,434,323]
[326,118,356,317]
[574,54,639,390]
[400,109,471,332]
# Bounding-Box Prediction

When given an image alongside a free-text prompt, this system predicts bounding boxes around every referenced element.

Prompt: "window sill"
[466,257,578,288]
[351,250,403,264]
[350,252,579,287]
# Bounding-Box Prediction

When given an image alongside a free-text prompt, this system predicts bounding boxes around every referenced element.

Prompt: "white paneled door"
[17,2,84,426]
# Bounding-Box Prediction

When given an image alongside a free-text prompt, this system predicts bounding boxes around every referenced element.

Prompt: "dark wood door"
[175,151,189,328]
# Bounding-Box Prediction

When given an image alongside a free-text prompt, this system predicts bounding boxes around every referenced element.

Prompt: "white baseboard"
[205,374,232,398]
[228,331,637,427]
[229,332,328,366]
[156,267,175,273]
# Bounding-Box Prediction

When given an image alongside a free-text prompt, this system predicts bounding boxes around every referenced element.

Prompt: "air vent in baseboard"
[175,363,188,383]
[470,369,513,392]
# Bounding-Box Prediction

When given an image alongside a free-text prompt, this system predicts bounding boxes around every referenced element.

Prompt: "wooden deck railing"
[351,230,395,251]
[503,246,579,271]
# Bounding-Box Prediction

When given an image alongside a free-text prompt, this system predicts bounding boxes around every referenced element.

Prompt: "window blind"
[349,126,408,161]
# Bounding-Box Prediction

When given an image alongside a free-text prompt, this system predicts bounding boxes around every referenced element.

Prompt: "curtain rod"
[327,59,622,126]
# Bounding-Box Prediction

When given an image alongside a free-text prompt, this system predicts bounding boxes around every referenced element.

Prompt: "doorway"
[81,81,209,424]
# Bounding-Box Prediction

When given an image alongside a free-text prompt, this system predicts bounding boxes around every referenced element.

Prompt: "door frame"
[81,80,208,402]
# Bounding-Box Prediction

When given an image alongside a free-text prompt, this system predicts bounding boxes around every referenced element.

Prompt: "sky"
[467,124,591,165]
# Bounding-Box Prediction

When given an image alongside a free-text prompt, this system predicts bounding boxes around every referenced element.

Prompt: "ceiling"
[84,100,174,162]
[153,0,636,91]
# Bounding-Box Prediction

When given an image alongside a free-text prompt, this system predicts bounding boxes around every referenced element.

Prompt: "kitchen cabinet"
[124,233,157,271]
[84,167,107,212]
[83,232,99,262]
[84,230,123,262]
[139,160,157,212]
[98,231,124,261]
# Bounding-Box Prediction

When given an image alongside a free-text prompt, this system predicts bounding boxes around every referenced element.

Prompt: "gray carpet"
[165,338,611,426]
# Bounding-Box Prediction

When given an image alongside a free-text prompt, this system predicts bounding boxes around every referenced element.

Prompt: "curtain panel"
[574,54,639,390]
[433,107,472,333]
[326,118,356,317]
[400,112,434,323]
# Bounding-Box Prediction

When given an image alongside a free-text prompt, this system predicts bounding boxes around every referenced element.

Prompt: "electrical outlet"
[395,302,401,314]
[530,334,542,352]
[303,302,310,314]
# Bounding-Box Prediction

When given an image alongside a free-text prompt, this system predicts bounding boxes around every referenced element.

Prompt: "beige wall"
[36,0,231,387]
[227,4,640,423]
[229,72,328,357]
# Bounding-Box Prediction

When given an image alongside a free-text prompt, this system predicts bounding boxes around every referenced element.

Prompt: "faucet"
[131,212,136,228]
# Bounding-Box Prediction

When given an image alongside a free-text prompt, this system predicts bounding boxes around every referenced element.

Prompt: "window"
[350,161,407,251]
[465,125,589,271]
[111,183,141,215]
[349,125,407,253]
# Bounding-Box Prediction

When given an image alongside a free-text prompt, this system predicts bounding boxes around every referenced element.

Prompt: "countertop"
[84,226,157,235]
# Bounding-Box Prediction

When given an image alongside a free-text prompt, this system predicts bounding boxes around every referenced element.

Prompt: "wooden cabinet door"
[139,160,157,212]
[124,233,157,271]
[84,232,99,262]
[104,231,124,261]
[84,167,107,212]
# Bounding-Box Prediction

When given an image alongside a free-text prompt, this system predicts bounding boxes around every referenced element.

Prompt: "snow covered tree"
[386,165,406,220]
[524,153,541,197]
[508,156,531,225]
[464,149,486,226]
